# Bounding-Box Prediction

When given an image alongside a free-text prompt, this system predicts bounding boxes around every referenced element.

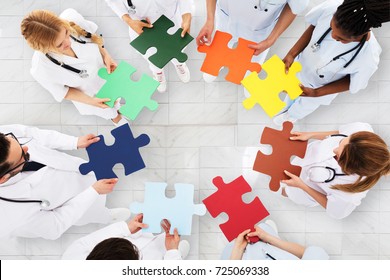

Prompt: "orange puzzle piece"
[198,31,262,84]
[253,122,308,192]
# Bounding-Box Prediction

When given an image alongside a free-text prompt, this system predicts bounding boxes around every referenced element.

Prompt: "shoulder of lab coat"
[60,8,98,33]
[105,0,129,19]
[0,124,78,150]
[30,52,70,103]
[305,0,341,26]
[163,249,182,260]
[13,186,99,240]
[326,190,367,219]
[287,0,310,16]
[62,221,130,259]
[338,122,374,136]
[178,0,193,15]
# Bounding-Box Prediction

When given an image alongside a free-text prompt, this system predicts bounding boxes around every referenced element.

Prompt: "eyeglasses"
[0,133,30,177]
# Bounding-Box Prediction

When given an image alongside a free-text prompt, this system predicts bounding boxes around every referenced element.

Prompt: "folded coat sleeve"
[105,0,130,19]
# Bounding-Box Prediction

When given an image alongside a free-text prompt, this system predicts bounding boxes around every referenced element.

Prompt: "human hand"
[128,213,148,234]
[128,18,153,35]
[77,134,100,149]
[248,39,272,56]
[300,84,318,97]
[92,178,118,194]
[91,97,110,108]
[281,170,307,189]
[103,53,117,74]
[161,219,180,250]
[233,229,251,251]
[246,225,268,241]
[196,20,214,45]
[181,13,192,37]
[282,53,295,74]
[289,131,312,141]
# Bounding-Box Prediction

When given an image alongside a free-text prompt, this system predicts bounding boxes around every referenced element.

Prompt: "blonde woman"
[21,9,126,125]
[281,122,390,219]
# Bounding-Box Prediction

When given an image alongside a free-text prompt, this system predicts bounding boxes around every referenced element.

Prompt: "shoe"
[111,117,128,127]
[153,71,167,93]
[264,220,278,235]
[272,111,297,126]
[108,208,131,222]
[202,73,217,83]
[175,63,190,83]
[178,240,190,259]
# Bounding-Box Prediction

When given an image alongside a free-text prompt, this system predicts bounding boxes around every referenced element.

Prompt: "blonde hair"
[21,10,103,53]
[333,131,390,193]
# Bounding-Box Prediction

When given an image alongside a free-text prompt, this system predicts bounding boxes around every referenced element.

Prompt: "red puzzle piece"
[203,176,269,243]
[253,122,308,191]
[197,31,262,84]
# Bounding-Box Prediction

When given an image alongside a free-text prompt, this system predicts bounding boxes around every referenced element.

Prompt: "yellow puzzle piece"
[241,55,302,118]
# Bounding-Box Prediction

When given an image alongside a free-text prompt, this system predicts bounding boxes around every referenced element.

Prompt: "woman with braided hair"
[21,9,127,125]
[273,0,390,125]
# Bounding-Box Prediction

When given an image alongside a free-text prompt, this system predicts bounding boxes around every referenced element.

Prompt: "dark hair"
[86,238,140,260]
[334,0,390,37]
[0,133,11,177]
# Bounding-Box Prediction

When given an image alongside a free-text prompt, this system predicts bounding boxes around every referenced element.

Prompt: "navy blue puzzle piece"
[79,124,150,180]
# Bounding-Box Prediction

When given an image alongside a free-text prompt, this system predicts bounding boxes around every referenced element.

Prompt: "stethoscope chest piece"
[40,200,51,209]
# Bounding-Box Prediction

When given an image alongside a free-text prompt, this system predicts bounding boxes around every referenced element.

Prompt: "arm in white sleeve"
[0,124,78,150]
[178,0,193,15]
[105,0,131,19]
[60,8,98,33]
[14,187,100,240]
[163,249,182,260]
[62,221,130,259]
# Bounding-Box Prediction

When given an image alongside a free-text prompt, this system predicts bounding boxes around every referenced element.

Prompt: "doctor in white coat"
[21,9,127,126]
[62,214,190,260]
[274,0,390,124]
[280,122,390,219]
[221,220,329,260]
[0,125,129,239]
[105,0,193,92]
[196,0,309,82]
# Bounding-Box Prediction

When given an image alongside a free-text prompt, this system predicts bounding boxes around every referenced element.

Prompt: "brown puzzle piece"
[253,122,308,191]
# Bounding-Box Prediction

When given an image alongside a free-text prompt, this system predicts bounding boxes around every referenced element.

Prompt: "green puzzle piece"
[130,15,194,68]
[96,61,159,121]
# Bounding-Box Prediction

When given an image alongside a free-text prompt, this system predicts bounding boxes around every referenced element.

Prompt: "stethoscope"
[0,196,50,209]
[45,35,91,78]
[311,27,367,73]
[127,0,136,15]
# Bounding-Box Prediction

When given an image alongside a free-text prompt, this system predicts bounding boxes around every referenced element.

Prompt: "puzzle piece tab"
[241,55,302,118]
[130,15,194,68]
[202,176,269,242]
[79,123,150,180]
[130,182,206,235]
[253,122,307,191]
[96,61,159,121]
[198,31,262,84]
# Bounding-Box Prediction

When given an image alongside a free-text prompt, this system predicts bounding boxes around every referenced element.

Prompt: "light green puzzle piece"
[96,61,159,121]
[241,55,303,118]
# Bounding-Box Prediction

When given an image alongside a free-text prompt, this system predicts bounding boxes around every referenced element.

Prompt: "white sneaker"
[108,208,131,223]
[272,111,297,127]
[175,63,190,83]
[264,220,278,235]
[153,71,167,93]
[203,73,217,83]
[178,240,190,259]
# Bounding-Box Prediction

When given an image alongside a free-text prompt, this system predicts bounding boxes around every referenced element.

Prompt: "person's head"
[331,0,390,43]
[86,238,140,260]
[332,131,390,193]
[0,133,30,184]
[20,10,103,54]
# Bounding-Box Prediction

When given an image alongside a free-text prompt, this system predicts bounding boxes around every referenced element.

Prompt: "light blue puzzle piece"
[130,182,206,235]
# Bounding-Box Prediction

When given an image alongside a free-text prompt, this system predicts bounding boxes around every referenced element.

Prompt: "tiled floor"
[0,0,390,260]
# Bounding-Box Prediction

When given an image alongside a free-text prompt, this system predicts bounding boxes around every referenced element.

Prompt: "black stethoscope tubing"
[312,27,367,69]
[0,196,50,208]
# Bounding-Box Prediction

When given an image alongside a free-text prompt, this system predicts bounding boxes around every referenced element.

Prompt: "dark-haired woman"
[280,122,390,219]
[273,0,390,125]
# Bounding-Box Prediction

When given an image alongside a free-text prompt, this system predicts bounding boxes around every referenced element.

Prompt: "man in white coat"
[62,214,190,260]
[0,125,130,240]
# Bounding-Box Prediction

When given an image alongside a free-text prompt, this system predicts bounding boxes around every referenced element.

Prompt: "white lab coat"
[62,221,182,260]
[215,0,309,63]
[105,0,193,72]
[285,122,374,219]
[221,222,329,260]
[30,9,118,120]
[285,0,382,119]
[0,125,110,240]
